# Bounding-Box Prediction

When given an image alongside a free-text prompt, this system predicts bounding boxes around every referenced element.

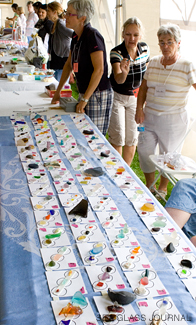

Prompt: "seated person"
[165,178,196,247]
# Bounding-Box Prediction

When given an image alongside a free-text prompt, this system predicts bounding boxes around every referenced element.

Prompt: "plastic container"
[137,123,145,132]
[18,73,34,81]
[7,73,19,81]
[60,97,78,112]
[15,65,35,74]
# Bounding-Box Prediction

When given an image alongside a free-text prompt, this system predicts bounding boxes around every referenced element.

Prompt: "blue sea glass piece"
[117,229,125,239]
[61,320,71,325]
[90,245,103,255]
[50,209,55,215]
[71,291,87,307]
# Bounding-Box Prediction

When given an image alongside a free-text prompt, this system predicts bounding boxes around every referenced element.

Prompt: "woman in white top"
[135,23,196,198]
[16,7,26,33]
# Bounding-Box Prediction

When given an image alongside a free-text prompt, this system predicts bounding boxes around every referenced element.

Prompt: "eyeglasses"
[64,11,77,17]
[158,41,175,47]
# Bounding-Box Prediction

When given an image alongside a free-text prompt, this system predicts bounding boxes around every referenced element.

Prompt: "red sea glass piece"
[107,305,123,313]
[140,276,149,286]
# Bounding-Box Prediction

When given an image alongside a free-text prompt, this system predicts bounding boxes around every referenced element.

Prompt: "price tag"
[55,222,62,226]
[156,213,163,216]
[47,192,53,196]
[52,205,59,209]
[72,224,78,228]
[142,264,150,268]
[131,242,138,246]
[89,220,95,223]
[111,207,117,210]
[138,301,148,307]
[183,247,191,252]
[116,284,125,289]
[106,257,114,262]
[68,263,76,267]
[157,289,167,295]
[129,317,139,323]
[39,228,46,232]
[146,198,152,202]
[168,228,175,232]
[86,323,96,325]
[135,187,141,190]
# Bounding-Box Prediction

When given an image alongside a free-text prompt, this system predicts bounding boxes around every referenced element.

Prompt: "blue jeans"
[27,36,33,43]
[54,69,63,82]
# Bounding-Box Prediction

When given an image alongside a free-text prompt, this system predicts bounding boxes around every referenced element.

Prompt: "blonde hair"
[122,17,144,38]
[18,7,25,15]
[47,1,63,16]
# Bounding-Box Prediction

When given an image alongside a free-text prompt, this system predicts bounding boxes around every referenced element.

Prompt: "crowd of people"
[6,0,196,245]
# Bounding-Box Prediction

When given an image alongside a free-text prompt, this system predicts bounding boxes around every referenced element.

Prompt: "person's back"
[26,1,38,42]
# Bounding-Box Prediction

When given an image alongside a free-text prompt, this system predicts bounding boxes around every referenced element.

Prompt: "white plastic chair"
[149,117,196,202]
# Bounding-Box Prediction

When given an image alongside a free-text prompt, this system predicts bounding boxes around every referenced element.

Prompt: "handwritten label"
[111,207,117,210]
[86,323,96,325]
[52,205,59,209]
[47,192,53,196]
[146,198,152,202]
[183,247,191,252]
[89,220,95,222]
[55,222,62,226]
[135,187,141,190]
[157,289,167,295]
[68,263,76,267]
[138,301,148,307]
[55,181,60,184]
[106,257,114,262]
[156,213,163,216]
[142,264,150,268]
[168,228,175,232]
[116,284,125,289]
[39,228,46,232]
[61,168,66,171]
[120,224,125,227]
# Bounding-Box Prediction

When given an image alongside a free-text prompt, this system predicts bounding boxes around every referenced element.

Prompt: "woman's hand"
[120,58,130,75]
[76,101,87,114]
[51,91,60,104]
[135,109,145,124]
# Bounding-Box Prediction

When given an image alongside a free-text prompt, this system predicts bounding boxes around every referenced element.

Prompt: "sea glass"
[90,243,103,255]
[45,232,61,239]
[117,229,125,239]
[48,261,55,267]
[45,214,51,220]
[102,314,117,322]
[140,276,149,286]
[50,209,55,215]
[78,235,86,241]
[44,239,52,245]
[165,242,175,253]
[100,272,110,280]
[180,259,192,269]
[108,288,136,305]
[55,270,74,294]
[52,254,63,261]
[123,223,129,234]
[58,246,67,254]
[53,228,62,234]
[39,220,47,226]
[140,203,155,212]
[107,305,124,313]
[152,220,166,228]
[68,199,88,218]
[136,283,146,295]
[59,302,83,317]
[71,291,88,307]
[132,246,140,254]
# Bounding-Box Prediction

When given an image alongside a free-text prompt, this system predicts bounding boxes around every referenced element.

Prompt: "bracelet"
[81,97,89,103]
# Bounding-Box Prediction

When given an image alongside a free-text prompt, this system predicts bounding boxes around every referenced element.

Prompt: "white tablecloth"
[0,77,57,92]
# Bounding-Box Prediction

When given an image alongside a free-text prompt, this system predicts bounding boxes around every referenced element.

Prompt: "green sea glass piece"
[182,269,187,274]
[71,291,88,307]
[152,220,166,228]
[45,232,61,239]
[45,239,52,245]
[48,261,55,267]
[58,246,67,254]
[53,228,62,234]
[117,229,125,239]
[123,223,129,234]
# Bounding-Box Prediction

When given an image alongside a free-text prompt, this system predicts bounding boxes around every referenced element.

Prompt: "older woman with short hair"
[52,0,113,135]
[135,23,196,198]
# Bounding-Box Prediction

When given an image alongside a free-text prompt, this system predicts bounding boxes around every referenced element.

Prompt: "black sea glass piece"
[108,288,136,305]
[100,152,109,157]
[28,163,39,169]
[84,167,104,177]
[83,130,94,135]
[165,242,175,253]
[180,259,192,269]
[68,199,88,218]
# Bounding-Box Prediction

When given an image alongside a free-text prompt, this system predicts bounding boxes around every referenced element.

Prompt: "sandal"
[155,190,167,200]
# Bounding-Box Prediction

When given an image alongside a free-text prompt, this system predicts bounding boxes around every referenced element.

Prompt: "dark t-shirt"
[110,41,150,95]
[38,18,53,43]
[71,23,111,93]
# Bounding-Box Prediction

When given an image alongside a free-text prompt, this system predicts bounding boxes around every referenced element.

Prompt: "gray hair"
[157,23,181,43]
[122,17,144,37]
[67,0,94,25]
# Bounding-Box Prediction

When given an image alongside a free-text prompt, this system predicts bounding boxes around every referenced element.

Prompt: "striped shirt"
[144,55,196,115]
[110,41,150,95]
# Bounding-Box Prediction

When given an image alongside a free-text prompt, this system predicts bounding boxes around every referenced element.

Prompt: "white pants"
[138,111,189,173]
[108,92,138,147]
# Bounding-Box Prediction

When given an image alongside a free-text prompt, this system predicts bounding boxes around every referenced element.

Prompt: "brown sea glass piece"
[68,199,88,218]
[59,302,83,317]
[107,305,123,313]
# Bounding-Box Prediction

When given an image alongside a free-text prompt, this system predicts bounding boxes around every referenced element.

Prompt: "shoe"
[155,190,167,200]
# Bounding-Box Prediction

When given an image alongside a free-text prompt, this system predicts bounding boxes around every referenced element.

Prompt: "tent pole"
[116,0,122,45]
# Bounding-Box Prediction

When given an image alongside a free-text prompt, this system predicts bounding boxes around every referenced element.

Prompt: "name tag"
[155,85,166,97]
[73,62,78,73]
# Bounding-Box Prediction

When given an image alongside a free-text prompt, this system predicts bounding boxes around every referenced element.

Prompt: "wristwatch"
[81,97,89,103]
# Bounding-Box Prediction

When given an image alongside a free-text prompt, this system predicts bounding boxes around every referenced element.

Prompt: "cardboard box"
[45,87,72,98]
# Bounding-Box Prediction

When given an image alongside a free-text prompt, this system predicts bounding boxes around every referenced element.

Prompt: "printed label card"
[38,226,71,248]
[114,246,153,272]
[70,223,105,243]
[71,113,86,123]
[26,172,50,184]
[77,241,115,265]
[11,115,25,125]
[28,182,55,197]
[15,138,34,148]
[85,263,126,292]
[42,152,62,163]
[40,246,78,270]
[65,205,96,224]
[141,215,178,235]
[153,232,193,255]
[22,161,45,173]
[94,295,140,325]
[83,184,110,197]
[14,130,32,141]
[71,159,92,172]
[39,146,59,158]
[36,134,54,146]
[34,129,52,140]
[96,211,126,229]
[114,176,141,191]
[132,200,164,218]
[53,179,78,194]
[87,139,105,151]
[36,140,56,152]
[51,298,98,325]
[108,169,132,180]
[124,188,150,202]
[30,195,60,211]
[17,145,38,155]
[50,168,72,182]
[88,196,118,212]
[75,174,102,186]
[58,193,83,208]
[105,228,140,248]
[13,123,30,133]
[46,269,87,297]
[34,209,64,228]
[44,159,67,171]
[167,253,196,278]
[125,269,169,298]
[137,296,188,325]
[19,150,41,162]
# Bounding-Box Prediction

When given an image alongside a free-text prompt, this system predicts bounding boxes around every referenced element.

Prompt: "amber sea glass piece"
[59,302,83,317]
[140,203,155,212]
